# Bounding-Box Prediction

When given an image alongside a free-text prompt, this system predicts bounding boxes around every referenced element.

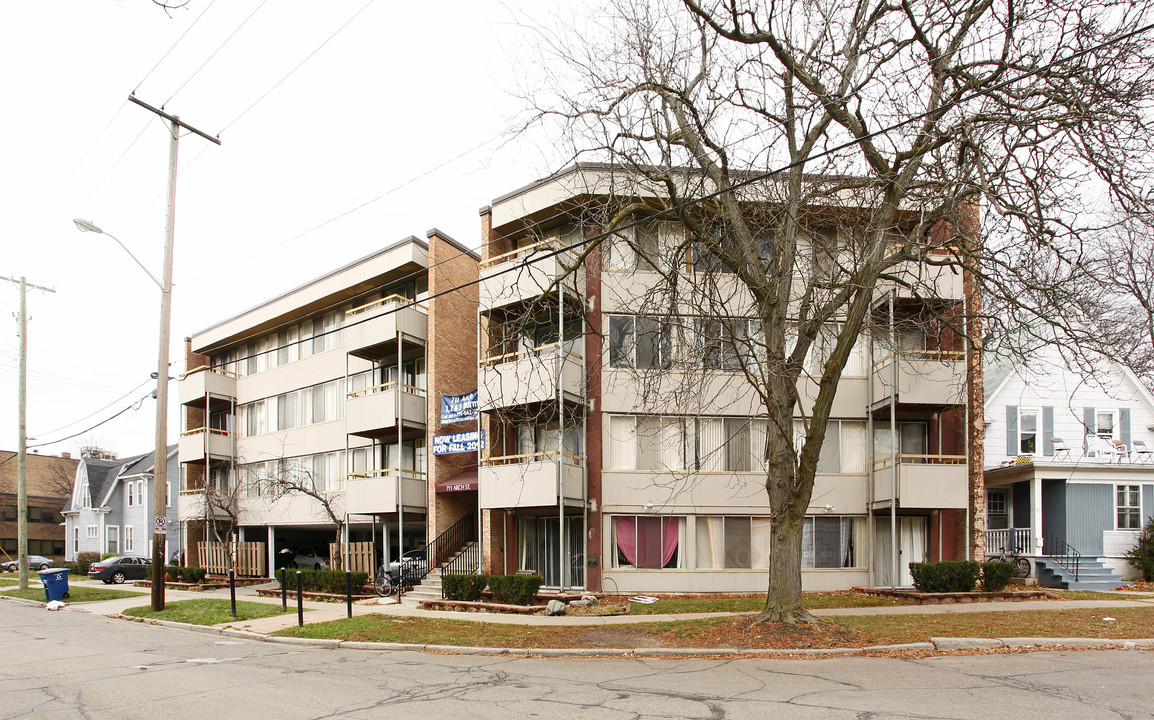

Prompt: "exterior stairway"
[1034,556,1131,590]
[399,542,478,606]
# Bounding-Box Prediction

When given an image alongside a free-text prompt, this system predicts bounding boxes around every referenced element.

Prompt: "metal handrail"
[480,342,584,367]
[180,426,232,438]
[345,467,427,481]
[186,365,238,378]
[346,380,427,399]
[345,293,427,317]
[1042,530,1081,581]
[483,450,586,466]
[480,234,580,270]
[871,454,966,470]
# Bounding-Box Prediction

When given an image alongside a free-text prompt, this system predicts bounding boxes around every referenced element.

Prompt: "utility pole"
[128,94,220,612]
[4,275,55,591]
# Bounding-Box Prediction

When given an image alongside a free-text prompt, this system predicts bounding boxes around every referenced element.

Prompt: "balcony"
[178,428,234,465]
[344,295,427,361]
[479,344,584,410]
[345,383,427,439]
[345,469,428,515]
[872,350,965,408]
[179,367,236,408]
[871,454,967,509]
[479,452,585,509]
[479,238,583,309]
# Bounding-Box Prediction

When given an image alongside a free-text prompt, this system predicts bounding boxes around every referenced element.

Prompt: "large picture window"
[802,516,866,568]
[613,516,683,569]
[608,315,673,369]
[696,516,772,569]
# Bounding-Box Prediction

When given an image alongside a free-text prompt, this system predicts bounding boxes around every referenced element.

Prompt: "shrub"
[164,566,207,584]
[442,574,489,601]
[1125,518,1154,581]
[278,568,368,594]
[487,574,543,605]
[980,560,1016,592]
[100,552,118,560]
[75,552,100,574]
[909,561,981,593]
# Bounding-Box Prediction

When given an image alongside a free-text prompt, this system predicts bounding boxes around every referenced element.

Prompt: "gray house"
[62,445,181,562]
[984,343,1154,587]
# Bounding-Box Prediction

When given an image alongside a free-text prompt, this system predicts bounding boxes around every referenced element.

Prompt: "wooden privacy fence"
[328,542,376,575]
[198,542,268,577]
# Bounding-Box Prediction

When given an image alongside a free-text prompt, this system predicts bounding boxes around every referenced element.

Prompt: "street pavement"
[2,598,1153,720]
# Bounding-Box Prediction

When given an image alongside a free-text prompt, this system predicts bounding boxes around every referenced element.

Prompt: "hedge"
[164,566,207,584]
[1125,517,1154,581]
[277,567,369,594]
[980,560,1016,592]
[442,574,490,601]
[487,574,543,605]
[909,560,981,593]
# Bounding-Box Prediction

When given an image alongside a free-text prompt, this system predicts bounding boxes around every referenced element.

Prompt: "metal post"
[889,293,899,589]
[345,570,352,619]
[281,567,287,611]
[296,570,303,627]
[229,568,236,618]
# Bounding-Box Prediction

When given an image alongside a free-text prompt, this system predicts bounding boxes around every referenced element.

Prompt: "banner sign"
[432,429,485,456]
[440,391,478,425]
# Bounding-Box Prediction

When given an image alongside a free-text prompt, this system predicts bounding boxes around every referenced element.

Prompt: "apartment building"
[461,164,975,593]
[177,231,478,575]
[0,450,78,561]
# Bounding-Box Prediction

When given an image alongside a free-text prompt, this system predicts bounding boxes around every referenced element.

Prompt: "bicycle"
[374,565,395,597]
[996,542,1032,579]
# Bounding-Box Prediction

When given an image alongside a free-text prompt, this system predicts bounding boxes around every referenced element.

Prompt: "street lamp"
[73,217,173,611]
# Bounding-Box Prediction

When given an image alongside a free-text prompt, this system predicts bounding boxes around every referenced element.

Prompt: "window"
[73,527,79,554]
[277,391,299,431]
[608,316,672,369]
[126,483,134,507]
[795,419,867,474]
[1097,411,1117,441]
[986,490,1009,530]
[137,480,144,507]
[124,525,135,553]
[86,525,98,539]
[106,526,119,555]
[607,221,683,272]
[696,516,772,569]
[802,516,864,568]
[613,516,683,569]
[1117,485,1141,530]
[1019,408,1039,455]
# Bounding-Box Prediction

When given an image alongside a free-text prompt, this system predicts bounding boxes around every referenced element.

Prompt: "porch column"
[267,526,276,579]
[1031,477,1044,555]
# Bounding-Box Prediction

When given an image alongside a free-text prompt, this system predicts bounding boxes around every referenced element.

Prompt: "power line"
[31,377,155,438]
[134,0,220,95]
[78,115,155,206]
[27,395,151,450]
[196,19,1154,369]
[52,101,130,200]
[218,0,376,135]
[164,0,270,107]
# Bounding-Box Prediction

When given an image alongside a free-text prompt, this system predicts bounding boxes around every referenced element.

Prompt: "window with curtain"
[800,516,865,568]
[613,516,683,569]
[695,516,772,569]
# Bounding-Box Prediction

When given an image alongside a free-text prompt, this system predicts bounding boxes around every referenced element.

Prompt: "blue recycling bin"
[38,568,69,602]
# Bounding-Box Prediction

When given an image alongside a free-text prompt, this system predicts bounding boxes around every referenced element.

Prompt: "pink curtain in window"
[615,517,637,566]
[616,516,678,568]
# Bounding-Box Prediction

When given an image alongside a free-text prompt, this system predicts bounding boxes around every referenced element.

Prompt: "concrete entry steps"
[1035,556,1131,591]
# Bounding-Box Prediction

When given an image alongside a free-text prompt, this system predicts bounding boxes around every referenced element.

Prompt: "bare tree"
[520,0,1154,622]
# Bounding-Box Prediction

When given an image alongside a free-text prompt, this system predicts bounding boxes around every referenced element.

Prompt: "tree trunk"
[755,508,820,623]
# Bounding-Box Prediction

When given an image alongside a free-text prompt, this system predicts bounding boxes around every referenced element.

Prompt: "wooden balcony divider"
[328,542,376,576]
[198,541,267,577]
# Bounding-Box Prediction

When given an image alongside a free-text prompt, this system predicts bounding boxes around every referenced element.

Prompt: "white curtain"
[695,517,725,569]
[751,519,772,568]
[749,420,768,470]
[607,231,635,271]
[841,421,867,473]
[661,418,686,470]
[845,331,867,376]
[637,417,661,470]
[697,418,724,472]
[609,416,637,469]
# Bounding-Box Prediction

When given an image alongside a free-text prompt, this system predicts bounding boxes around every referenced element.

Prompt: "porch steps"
[398,542,477,606]
[1034,556,1131,591]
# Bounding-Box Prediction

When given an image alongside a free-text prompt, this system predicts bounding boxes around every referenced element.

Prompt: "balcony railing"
[481,342,583,368]
[483,450,586,467]
[345,293,427,318]
[480,235,581,271]
[346,380,427,399]
[872,453,966,470]
[985,527,1032,556]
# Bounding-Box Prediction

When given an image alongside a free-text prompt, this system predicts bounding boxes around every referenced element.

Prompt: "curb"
[100,612,1154,657]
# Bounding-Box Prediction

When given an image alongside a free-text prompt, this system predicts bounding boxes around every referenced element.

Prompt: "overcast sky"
[0,0,570,459]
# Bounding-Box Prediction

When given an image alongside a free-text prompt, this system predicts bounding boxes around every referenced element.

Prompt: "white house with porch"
[983,344,1154,588]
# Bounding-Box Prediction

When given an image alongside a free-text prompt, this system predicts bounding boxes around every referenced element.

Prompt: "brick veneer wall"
[425,229,480,551]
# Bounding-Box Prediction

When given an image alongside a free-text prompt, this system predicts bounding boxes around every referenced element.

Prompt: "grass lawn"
[0,585,144,602]
[272,607,1154,651]
[122,599,294,625]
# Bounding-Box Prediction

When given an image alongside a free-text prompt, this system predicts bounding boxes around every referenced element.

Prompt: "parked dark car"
[1,555,52,572]
[88,556,151,584]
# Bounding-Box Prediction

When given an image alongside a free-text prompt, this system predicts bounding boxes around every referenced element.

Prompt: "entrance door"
[519,516,585,588]
[873,517,928,587]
